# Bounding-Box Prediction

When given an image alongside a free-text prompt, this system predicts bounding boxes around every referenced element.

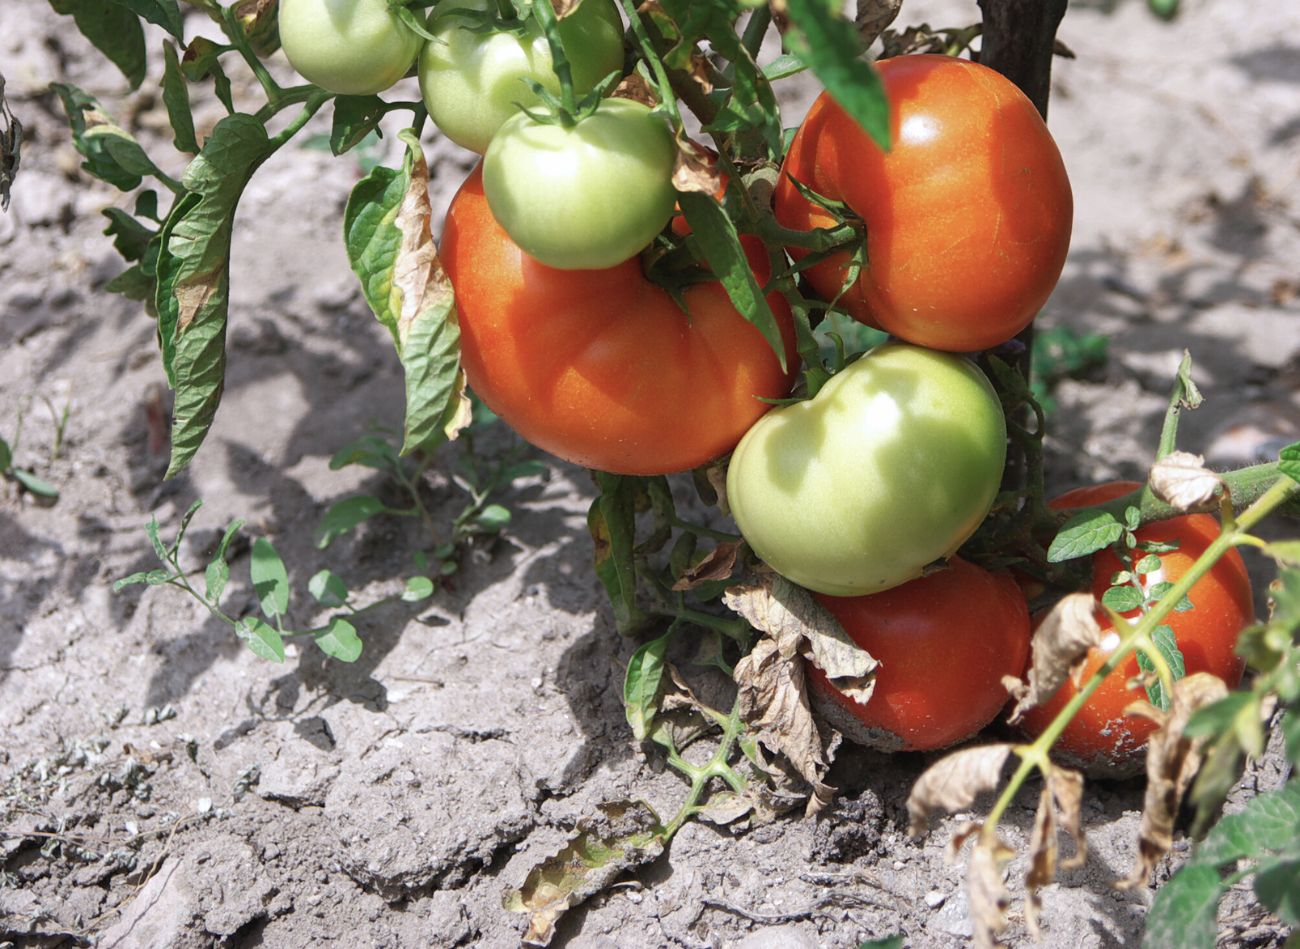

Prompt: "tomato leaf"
[48,0,147,89]
[1143,862,1221,949]
[331,96,388,155]
[1047,510,1124,563]
[1101,584,1143,614]
[51,84,147,191]
[782,0,890,152]
[156,114,272,477]
[314,617,363,662]
[160,40,198,154]
[116,0,185,38]
[250,537,290,619]
[624,630,672,741]
[1279,441,1300,486]
[236,616,285,662]
[678,191,786,373]
[1137,625,1185,711]
[1189,779,1300,868]
[344,132,464,455]
[587,473,650,635]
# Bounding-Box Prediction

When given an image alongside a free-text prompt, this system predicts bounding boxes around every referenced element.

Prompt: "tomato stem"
[220,5,283,103]
[530,0,579,121]
[617,0,683,128]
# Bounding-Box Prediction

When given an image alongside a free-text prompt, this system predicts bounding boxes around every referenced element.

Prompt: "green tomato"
[279,0,422,96]
[482,97,677,270]
[418,0,625,154]
[726,343,1007,597]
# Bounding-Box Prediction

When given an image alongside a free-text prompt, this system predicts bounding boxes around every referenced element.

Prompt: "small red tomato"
[807,557,1032,752]
[1016,482,1254,773]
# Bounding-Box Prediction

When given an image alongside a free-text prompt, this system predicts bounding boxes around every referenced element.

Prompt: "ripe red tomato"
[1017,482,1254,772]
[440,166,798,475]
[774,54,1073,353]
[807,557,1032,752]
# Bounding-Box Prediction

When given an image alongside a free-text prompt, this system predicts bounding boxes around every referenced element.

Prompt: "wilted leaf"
[504,800,665,946]
[1118,672,1229,889]
[611,73,657,107]
[855,0,902,46]
[1005,593,1104,723]
[1149,451,1220,512]
[1024,767,1085,940]
[969,833,1014,949]
[907,744,1015,837]
[671,135,722,195]
[672,540,740,591]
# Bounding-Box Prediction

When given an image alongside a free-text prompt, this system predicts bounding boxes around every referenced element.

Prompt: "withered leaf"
[1118,672,1229,889]
[1024,767,1085,941]
[688,50,715,95]
[672,134,722,195]
[1149,451,1221,512]
[612,73,657,108]
[1005,593,1104,724]
[504,800,665,946]
[671,540,741,591]
[969,834,1014,949]
[855,0,903,47]
[907,744,1015,837]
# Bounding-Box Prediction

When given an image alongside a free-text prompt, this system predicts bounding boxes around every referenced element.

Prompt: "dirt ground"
[2,0,1298,946]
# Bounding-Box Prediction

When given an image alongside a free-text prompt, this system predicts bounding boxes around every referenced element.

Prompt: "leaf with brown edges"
[1005,593,1104,724]
[907,744,1015,837]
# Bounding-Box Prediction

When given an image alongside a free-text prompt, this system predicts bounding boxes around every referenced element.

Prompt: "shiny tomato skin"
[775,54,1073,352]
[279,0,422,95]
[440,166,798,475]
[808,558,1032,752]
[1017,481,1254,773]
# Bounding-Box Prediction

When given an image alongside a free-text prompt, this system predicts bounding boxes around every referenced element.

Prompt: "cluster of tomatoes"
[277,0,1253,769]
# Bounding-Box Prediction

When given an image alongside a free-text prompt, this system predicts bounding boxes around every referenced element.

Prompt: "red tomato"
[440,167,798,475]
[1017,482,1254,772]
[807,557,1032,752]
[774,54,1073,352]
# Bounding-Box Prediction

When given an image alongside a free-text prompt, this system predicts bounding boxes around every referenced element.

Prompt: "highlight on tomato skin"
[439,166,799,476]
[1014,481,1255,775]
[806,557,1033,753]
[774,53,1074,353]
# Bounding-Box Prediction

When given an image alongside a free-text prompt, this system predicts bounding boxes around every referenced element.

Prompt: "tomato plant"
[278,0,423,96]
[418,0,626,154]
[440,166,797,474]
[726,343,1007,596]
[774,54,1073,353]
[481,97,677,269]
[809,557,1032,751]
[1017,481,1255,771]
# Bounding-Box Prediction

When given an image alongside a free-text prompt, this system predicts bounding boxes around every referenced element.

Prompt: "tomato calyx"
[386,0,441,43]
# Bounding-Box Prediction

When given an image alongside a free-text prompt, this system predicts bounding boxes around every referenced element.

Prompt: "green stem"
[617,0,684,128]
[532,0,578,121]
[670,516,740,544]
[740,7,772,62]
[982,473,1299,843]
[220,5,282,102]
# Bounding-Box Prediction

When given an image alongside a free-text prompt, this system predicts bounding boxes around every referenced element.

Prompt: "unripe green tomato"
[482,97,676,269]
[419,0,625,154]
[726,343,1007,597]
[279,0,422,96]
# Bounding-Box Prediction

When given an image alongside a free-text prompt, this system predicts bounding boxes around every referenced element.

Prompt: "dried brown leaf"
[687,50,715,95]
[1149,451,1221,512]
[907,744,1015,837]
[440,370,473,441]
[946,820,984,861]
[671,540,740,591]
[551,0,579,18]
[612,74,657,108]
[1006,593,1104,724]
[1023,767,1086,940]
[1050,767,1087,871]
[970,834,1014,949]
[855,0,903,47]
[504,800,665,946]
[672,135,722,195]
[1118,672,1229,889]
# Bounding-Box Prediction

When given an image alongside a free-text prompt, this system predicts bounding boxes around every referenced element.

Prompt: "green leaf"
[588,473,650,634]
[116,0,184,37]
[1137,625,1185,710]
[343,131,463,454]
[102,207,155,262]
[1102,585,1143,613]
[679,190,786,372]
[402,575,435,602]
[113,568,172,590]
[1135,554,1163,575]
[1191,780,1300,868]
[155,114,271,476]
[250,537,289,619]
[624,631,671,741]
[11,469,58,499]
[783,0,889,151]
[762,53,807,80]
[48,0,147,89]
[1284,710,1300,765]
[329,432,399,471]
[308,569,349,607]
[315,495,388,548]
[1184,692,1254,739]
[161,40,199,154]
[475,503,511,533]
[314,617,363,662]
[1048,510,1124,563]
[1280,441,1300,486]
[1142,862,1220,949]
[181,36,235,112]
[1264,540,1300,567]
[1255,857,1300,925]
[236,616,285,662]
[0,437,10,471]
[171,498,203,555]
[331,96,387,155]
[51,84,147,190]
[858,939,903,949]
[204,557,230,605]
[146,516,168,561]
